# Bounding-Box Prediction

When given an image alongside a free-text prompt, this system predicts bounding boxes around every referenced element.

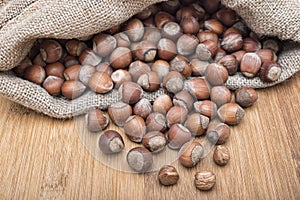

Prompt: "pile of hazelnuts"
[14,0,282,191]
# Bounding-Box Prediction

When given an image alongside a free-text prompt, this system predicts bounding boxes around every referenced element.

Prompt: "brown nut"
[243,37,261,52]
[13,57,32,77]
[152,94,173,114]
[214,48,227,62]
[157,38,177,61]
[108,101,132,126]
[86,109,109,132]
[111,69,132,88]
[210,86,232,107]
[177,34,199,56]
[110,47,132,69]
[194,171,216,191]
[65,39,88,57]
[151,60,170,79]
[142,28,162,44]
[221,33,243,53]
[93,33,117,57]
[119,81,143,104]
[186,77,211,100]
[204,19,224,35]
[142,131,166,153]
[40,40,63,63]
[124,115,146,143]
[158,165,180,186]
[231,50,246,64]
[262,38,281,54]
[45,62,65,78]
[216,7,238,27]
[143,16,156,28]
[98,130,124,154]
[184,113,209,136]
[88,72,113,94]
[23,65,46,85]
[213,145,230,166]
[128,60,151,82]
[127,147,153,172]
[123,18,145,42]
[63,55,79,68]
[146,112,167,132]
[240,53,262,78]
[194,100,217,119]
[235,87,258,108]
[114,32,131,47]
[135,7,152,20]
[197,31,218,44]
[232,20,250,37]
[217,103,245,125]
[162,71,184,94]
[190,59,209,76]
[179,141,204,168]
[154,11,176,29]
[133,98,152,119]
[161,21,182,41]
[170,55,192,77]
[95,62,113,76]
[42,76,64,96]
[256,49,277,63]
[166,106,188,127]
[63,64,81,80]
[79,48,102,66]
[137,71,161,92]
[180,16,200,34]
[161,0,181,14]
[173,90,195,111]
[61,80,86,99]
[202,0,219,14]
[206,120,230,144]
[78,64,96,86]
[223,27,241,37]
[260,61,282,82]
[135,40,157,62]
[167,124,192,150]
[196,40,218,61]
[205,63,228,86]
[217,55,238,75]
[176,6,196,21]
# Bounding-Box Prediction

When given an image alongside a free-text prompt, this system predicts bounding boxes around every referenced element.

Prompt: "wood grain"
[0,74,299,199]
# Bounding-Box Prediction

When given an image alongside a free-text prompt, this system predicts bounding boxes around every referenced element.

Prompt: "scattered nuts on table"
[194,171,216,191]
[158,165,180,186]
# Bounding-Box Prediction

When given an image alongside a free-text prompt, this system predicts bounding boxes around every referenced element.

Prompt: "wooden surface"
[0,74,299,200]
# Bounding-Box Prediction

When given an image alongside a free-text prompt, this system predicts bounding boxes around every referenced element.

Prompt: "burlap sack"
[0,0,299,119]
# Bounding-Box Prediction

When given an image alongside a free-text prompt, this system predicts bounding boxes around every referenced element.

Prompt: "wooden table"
[0,74,299,199]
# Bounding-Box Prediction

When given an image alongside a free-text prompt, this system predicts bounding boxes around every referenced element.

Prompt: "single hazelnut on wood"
[206,120,230,144]
[190,59,209,76]
[217,103,245,125]
[235,87,258,108]
[42,76,64,96]
[133,98,152,119]
[153,94,173,114]
[124,115,146,143]
[66,39,88,57]
[154,11,176,29]
[170,55,192,77]
[98,130,124,154]
[194,171,216,191]
[119,81,143,104]
[163,71,184,94]
[61,80,86,99]
[110,47,132,69]
[88,72,113,94]
[45,62,65,78]
[184,113,209,136]
[204,19,224,35]
[177,34,199,56]
[157,38,177,61]
[108,101,132,126]
[24,65,46,85]
[210,86,232,107]
[221,33,243,53]
[40,40,63,63]
[179,141,204,167]
[135,40,157,62]
[180,16,200,34]
[213,145,230,166]
[166,106,188,127]
[128,61,151,82]
[167,124,192,150]
[196,40,218,61]
[137,71,161,92]
[63,64,81,80]
[158,165,180,186]
[173,90,195,111]
[93,33,117,57]
[243,37,261,52]
[13,57,32,77]
[151,60,170,79]
[194,100,217,119]
[146,112,167,132]
[79,48,102,66]
[111,69,132,88]
[186,78,211,100]
[217,55,238,75]
[205,63,229,86]
[240,53,262,78]
[79,64,96,86]
[161,21,182,40]
[95,62,113,76]
[123,18,145,42]
[260,61,282,82]
[142,131,167,153]
[86,109,109,132]
[127,147,153,172]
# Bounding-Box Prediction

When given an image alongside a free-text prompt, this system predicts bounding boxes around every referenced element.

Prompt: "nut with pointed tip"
[127,147,153,172]
[163,71,184,94]
[158,165,180,186]
[235,87,258,108]
[186,78,211,100]
[137,71,161,92]
[63,64,81,80]
[194,171,216,191]
[154,11,176,29]
[119,81,143,104]
[180,16,200,34]
[167,124,192,150]
[173,90,195,111]
[128,61,151,82]
[66,39,88,57]
[157,38,177,61]
[243,37,261,52]
[207,120,230,144]
[213,145,230,166]
[45,62,65,79]
[40,40,63,63]
[217,103,245,125]
[61,80,86,99]
[111,69,132,88]
[190,59,209,76]
[79,64,96,86]
[204,19,224,35]
[151,60,170,79]
[196,40,218,61]
[110,47,132,69]
[184,113,209,136]
[133,98,152,119]
[123,18,145,42]
[108,101,132,126]
[170,55,192,77]
[93,33,117,57]
[88,72,113,94]
[260,61,282,82]
[142,131,167,153]
[210,86,232,107]
[153,94,173,115]
[79,48,102,66]
[98,130,124,154]
[161,21,182,40]
[221,33,243,53]
[194,100,217,119]
[205,63,229,86]
[177,34,199,56]
[166,106,188,127]
[86,109,109,132]
[24,65,46,85]
[179,141,204,168]
[124,115,146,143]
[43,76,64,96]
[146,112,167,132]
[217,55,238,75]
[240,53,262,78]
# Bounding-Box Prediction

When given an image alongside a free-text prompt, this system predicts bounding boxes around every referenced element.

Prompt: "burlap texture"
[0,0,299,118]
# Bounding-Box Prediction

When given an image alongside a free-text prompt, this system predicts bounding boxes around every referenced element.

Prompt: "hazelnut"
[186,78,211,100]
[137,71,161,92]
[235,87,258,108]
[13,57,32,77]
[124,115,146,143]
[190,59,209,76]
[179,141,204,168]
[161,0,181,14]
[127,147,153,172]
[194,100,217,119]
[65,39,87,57]
[190,3,206,20]
[260,61,282,82]
[173,90,195,111]
[167,124,192,150]
[184,113,209,136]
[111,69,132,88]
[217,55,238,75]
[262,38,281,54]
[135,40,157,62]
[240,53,262,78]
[161,21,182,41]
[133,98,152,119]
[88,72,113,94]
[128,60,151,82]
[79,48,102,66]
[205,63,228,86]
[231,50,246,64]
[216,8,238,27]
[154,11,176,29]
[123,18,145,42]
[108,101,132,126]
[119,81,143,104]
[206,120,230,144]
[93,33,117,57]
[214,48,227,62]
[105,24,121,35]
[45,62,65,78]
[40,40,63,63]
[223,27,241,37]
[142,131,167,153]
[135,7,152,20]
[153,94,173,114]
[180,16,200,34]
[204,19,224,35]
[158,165,180,186]
[162,71,184,94]
[98,130,124,154]
[78,64,96,86]
[213,145,230,166]
[196,40,218,61]
[95,62,113,76]
[114,33,131,47]
[33,54,46,67]
[42,76,64,96]
[86,109,109,132]
[166,106,188,127]
[177,34,199,56]
[232,20,250,37]
[110,47,132,69]
[243,37,261,52]
[256,49,277,63]
[146,112,167,132]
[202,0,219,14]
[143,16,156,28]
[197,31,218,44]
[63,64,81,80]
[151,60,170,79]
[221,33,243,53]
[63,55,79,68]
[170,55,192,77]
[210,86,232,107]
[194,171,216,191]
[157,38,177,61]
[142,28,162,45]
[23,65,46,85]
[217,103,245,125]
[61,80,86,99]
